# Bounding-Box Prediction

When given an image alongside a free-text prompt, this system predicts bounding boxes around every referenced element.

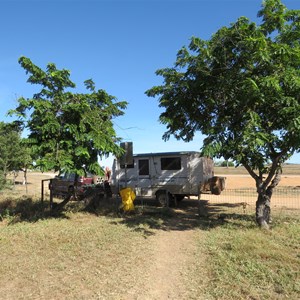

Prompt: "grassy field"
[1,167,299,298]
[0,194,299,299]
[196,216,300,299]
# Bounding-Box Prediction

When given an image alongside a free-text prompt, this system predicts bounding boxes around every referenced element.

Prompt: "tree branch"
[242,162,260,183]
[262,151,284,190]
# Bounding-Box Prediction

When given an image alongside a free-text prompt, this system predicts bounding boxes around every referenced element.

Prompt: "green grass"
[192,216,300,300]
[0,196,299,299]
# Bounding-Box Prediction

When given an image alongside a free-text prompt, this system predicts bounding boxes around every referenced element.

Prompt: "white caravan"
[110,151,220,205]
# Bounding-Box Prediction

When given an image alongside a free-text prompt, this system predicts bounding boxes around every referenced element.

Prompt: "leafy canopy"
[0,122,25,177]
[10,57,127,176]
[146,0,300,181]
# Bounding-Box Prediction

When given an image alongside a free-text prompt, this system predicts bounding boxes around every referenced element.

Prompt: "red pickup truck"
[49,172,100,198]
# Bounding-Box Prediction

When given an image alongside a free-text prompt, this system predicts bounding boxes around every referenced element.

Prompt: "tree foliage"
[0,122,25,188]
[10,57,127,176]
[146,0,300,227]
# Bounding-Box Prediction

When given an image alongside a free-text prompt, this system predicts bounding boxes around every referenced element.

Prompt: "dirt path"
[124,203,208,300]
[141,229,196,299]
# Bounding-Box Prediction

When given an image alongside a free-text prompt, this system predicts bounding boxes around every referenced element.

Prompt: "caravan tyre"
[156,191,170,207]
[210,176,224,195]
[211,186,221,195]
[175,195,185,202]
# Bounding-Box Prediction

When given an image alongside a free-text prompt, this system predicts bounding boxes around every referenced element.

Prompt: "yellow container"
[120,187,136,211]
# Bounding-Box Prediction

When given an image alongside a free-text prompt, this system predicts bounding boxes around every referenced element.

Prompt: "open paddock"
[198,187,300,218]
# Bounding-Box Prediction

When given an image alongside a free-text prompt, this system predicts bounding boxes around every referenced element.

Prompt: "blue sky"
[1,0,299,167]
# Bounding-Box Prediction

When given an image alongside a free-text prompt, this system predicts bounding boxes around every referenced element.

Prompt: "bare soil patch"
[215,164,300,190]
[138,229,197,299]
[219,174,300,190]
[6,171,56,197]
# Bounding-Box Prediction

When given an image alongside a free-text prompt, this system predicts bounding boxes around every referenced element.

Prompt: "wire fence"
[199,187,300,216]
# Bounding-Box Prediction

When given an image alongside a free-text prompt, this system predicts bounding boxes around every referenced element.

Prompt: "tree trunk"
[53,193,72,210]
[244,160,282,229]
[256,179,277,229]
[256,191,271,229]
[12,170,18,189]
[23,169,28,194]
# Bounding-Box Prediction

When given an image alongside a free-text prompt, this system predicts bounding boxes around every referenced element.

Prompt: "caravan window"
[138,159,149,175]
[120,160,134,169]
[161,157,181,170]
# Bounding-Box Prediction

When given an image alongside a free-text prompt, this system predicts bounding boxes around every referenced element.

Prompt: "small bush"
[0,172,15,191]
[220,160,235,167]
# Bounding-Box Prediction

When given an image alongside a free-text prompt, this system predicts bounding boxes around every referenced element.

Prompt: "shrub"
[220,161,235,167]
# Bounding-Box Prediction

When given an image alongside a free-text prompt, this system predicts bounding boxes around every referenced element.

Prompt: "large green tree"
[146,0,300,228]
[10,57,127,181]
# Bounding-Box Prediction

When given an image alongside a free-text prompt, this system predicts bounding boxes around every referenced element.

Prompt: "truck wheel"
[156,191,171,207]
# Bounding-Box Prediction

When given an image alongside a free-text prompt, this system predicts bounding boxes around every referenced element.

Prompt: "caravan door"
[136,157,153,197]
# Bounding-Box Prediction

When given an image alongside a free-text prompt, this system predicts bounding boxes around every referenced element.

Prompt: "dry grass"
[0,196,299,299]
[0,167,299,299]
[0,199,155,299]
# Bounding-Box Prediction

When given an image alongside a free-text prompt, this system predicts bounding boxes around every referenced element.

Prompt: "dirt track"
[139,229,197,299]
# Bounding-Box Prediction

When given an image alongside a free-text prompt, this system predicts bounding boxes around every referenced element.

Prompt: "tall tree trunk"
[256,191,271,229]
[255,170,281,229]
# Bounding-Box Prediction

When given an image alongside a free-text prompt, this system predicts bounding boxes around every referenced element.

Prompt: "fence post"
[41,180,44,203]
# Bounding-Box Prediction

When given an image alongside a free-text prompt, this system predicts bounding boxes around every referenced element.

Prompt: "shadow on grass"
[14,181,33,186]
[110,198,258,235]
[0,197,70,223]
[0,195,259,232]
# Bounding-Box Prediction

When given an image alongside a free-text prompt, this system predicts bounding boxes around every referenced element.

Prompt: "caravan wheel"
[175,195,185,201]
[156,191,171,207]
